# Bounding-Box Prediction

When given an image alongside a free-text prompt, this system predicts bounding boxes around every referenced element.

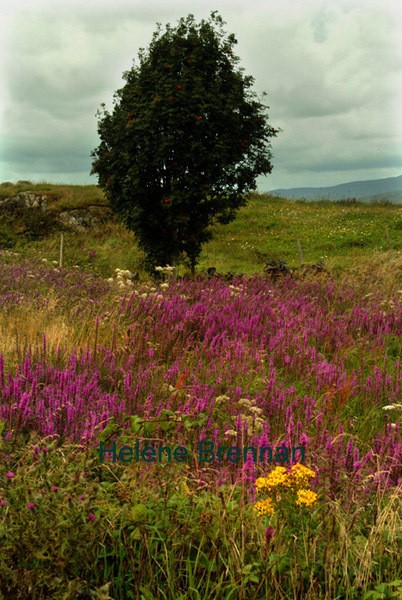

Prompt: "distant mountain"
[358,190,402,204]
[268,174,402,203]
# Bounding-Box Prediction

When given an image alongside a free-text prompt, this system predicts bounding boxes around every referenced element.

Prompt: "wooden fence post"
[385,227,391,251]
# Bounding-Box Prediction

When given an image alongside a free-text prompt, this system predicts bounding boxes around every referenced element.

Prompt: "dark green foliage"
[18,207,59,241]
[0,206,59,245]
[0,223,17,248]
[91,11,278,273]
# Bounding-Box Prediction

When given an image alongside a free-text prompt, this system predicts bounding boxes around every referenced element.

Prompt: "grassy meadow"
[0,182,401,600]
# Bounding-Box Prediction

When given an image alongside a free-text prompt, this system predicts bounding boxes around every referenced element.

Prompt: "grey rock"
[58,206,109,231]
[263,259,290,280]
[0,191,48,212]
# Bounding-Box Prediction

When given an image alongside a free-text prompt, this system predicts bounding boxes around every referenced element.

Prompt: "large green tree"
[91,11,278,274]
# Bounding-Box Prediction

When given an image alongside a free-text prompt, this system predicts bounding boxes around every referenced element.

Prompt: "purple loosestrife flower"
[28,503,35,510]
[1,500,7,507]
[88,513,96,521]
[0,267,401,490]
[6,472,15,479]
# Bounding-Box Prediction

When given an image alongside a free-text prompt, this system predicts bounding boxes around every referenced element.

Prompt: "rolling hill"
[268,174,402,203]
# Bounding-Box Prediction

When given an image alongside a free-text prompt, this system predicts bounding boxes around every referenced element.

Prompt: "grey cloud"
[311,8,331,44]
[1,0,401,189]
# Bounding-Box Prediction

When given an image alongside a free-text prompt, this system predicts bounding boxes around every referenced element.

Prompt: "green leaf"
[160,421,173,432]
[131,504,149,522]
[143,422,157,436]
[160,409,175,418]
[99,423,120,440]
[130,415,143,434]
[130,527,142,540]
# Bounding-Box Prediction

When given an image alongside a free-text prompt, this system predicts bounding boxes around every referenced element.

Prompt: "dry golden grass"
[0,287,145,374]
[353,485,401,588]
[1,296,98,371]
[333,250,402,300]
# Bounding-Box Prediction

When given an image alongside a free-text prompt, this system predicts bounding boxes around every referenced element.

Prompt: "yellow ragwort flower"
[296,489,318,506]
[254,497,275,517]
[287,464,316,489]
[255,467,290,492]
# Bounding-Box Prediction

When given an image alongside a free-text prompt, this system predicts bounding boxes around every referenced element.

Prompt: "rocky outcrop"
[0,192,49,212]
[263,259,292,280]
[0,192,110,232]
[263,259,329,281]
[57,206,110,231]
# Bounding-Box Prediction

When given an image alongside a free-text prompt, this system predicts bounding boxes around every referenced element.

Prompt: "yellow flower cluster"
[287,463,316,488]
[296,489,318,506]
[255,466,289,492]
[254,497,275,517]
[254,464,317,517]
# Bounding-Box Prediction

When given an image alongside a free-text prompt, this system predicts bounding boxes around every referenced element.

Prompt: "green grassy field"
[1,181,401,283]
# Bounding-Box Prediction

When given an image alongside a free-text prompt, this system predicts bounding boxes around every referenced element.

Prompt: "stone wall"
[0,192,110,232]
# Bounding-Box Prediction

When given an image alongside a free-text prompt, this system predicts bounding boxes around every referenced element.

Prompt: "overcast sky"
[1,0,401,191]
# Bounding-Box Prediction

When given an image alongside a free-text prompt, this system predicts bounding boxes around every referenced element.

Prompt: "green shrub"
[0,223,17,248]
[0,206,60,242]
